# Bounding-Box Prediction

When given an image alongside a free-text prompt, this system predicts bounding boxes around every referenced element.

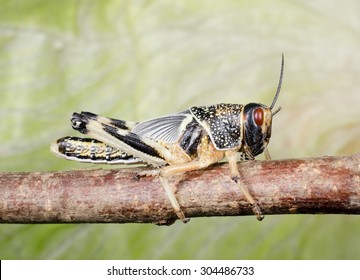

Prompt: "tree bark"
[1,153,359,225]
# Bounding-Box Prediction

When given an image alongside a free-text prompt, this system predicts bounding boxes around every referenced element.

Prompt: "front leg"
[226,150,264,221]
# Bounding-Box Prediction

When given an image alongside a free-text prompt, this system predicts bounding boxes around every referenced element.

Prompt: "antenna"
[270,53,284,111]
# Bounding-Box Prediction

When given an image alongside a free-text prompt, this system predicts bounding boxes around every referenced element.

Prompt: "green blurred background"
[0,0,359,259]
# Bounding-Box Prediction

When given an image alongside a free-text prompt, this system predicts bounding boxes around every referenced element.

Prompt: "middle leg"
[158,160,216,223]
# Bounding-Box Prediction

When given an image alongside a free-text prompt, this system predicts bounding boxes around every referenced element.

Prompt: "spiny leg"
[226,150,264,221]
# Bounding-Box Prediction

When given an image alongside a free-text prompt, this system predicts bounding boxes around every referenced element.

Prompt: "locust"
[51,55,284,223]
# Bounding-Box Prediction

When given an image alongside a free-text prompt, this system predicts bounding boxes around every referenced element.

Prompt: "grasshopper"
[51,55,284,223]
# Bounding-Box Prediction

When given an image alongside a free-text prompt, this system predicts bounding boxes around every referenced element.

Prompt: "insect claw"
[133,174,141,181]
[154,219,176,226]
[252,204,264,221]
[180,217,190,224]
[231,175,240,183]
[174,207,189,223]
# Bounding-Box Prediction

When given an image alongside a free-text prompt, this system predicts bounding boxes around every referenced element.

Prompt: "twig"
[1,153,359,225]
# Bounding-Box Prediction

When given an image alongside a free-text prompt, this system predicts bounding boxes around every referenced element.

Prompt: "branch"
[1,153,359,225]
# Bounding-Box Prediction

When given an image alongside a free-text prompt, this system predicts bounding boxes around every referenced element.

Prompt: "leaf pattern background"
[0,0,359,259]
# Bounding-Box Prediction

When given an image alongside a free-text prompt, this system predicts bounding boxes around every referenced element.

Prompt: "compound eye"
[253,107,264,126]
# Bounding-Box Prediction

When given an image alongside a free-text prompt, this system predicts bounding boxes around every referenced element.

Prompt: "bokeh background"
[0,0,359,259]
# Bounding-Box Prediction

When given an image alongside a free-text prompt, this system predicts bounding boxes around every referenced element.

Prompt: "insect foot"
[252,205,264,221]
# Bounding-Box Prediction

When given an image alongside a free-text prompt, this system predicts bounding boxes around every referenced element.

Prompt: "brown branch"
[1,153,359,225]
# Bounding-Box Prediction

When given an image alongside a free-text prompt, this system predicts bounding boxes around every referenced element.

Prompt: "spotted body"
[190,104,243,150]
[51,55,284,223]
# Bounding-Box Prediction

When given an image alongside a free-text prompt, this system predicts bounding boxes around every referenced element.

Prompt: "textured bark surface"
[1,153,359,225]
